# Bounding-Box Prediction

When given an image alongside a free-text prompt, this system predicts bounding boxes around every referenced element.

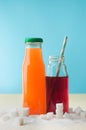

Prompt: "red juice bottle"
[46,56,69,113]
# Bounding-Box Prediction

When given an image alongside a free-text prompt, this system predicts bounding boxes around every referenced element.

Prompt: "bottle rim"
[49,55,65,62]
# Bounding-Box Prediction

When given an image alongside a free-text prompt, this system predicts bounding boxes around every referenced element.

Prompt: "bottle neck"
[25,42,42,49]
[47,55,68,77]
[25,42,43,62]
[49,56,58,64]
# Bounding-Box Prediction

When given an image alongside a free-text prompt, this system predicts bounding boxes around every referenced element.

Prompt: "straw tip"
[65,36,68,39]
[65,36,68,40]
[64,36,68,43]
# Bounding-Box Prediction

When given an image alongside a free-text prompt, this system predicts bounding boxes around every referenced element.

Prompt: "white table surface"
[0,94,86,110]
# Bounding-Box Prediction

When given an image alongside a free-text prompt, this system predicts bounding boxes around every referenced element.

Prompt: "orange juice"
[22,38,46,115]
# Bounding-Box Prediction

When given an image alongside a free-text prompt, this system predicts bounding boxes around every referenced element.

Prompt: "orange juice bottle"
[22,38,46,115]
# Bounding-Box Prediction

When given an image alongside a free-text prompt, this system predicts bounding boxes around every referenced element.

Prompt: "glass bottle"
[46,56,69,113]
[22,38,46,115]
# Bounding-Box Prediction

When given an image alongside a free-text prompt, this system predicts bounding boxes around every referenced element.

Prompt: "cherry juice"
[46,76,69,113]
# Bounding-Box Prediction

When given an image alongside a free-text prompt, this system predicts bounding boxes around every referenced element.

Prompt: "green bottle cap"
[25,38,43,43]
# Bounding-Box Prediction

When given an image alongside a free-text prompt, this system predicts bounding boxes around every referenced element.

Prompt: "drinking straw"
[56,36,68,76]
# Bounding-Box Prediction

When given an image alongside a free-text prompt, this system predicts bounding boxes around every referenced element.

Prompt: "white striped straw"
[56,36,68,76]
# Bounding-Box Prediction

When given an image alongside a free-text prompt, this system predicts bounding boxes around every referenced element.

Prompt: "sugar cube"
[63,112,70,119]
[15,117,24,126]
[56,112,63,119]
[80,111,86,119]
[74,106,83,115]
[46,112,54,120]
[56,103,63,110]
[18,107,29,116]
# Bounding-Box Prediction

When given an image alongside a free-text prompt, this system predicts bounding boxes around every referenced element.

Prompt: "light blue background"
[0,0,86,93]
